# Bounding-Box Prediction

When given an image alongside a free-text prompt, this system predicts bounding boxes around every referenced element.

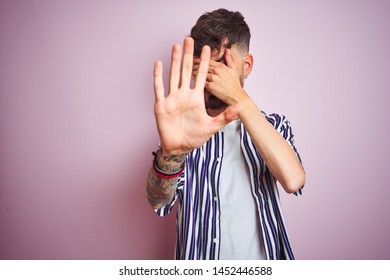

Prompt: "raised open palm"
[153,37,239,156]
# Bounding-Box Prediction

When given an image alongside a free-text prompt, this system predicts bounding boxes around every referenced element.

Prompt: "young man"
[146,9,305,260]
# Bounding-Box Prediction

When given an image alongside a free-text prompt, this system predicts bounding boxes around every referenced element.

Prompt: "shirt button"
[213,238,218,243]
[214,197,218,202]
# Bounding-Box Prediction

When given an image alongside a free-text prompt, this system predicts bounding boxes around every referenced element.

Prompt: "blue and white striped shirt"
[156,112,303,260]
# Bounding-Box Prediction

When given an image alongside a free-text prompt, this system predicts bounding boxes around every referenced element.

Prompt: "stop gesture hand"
[153,37,240,156]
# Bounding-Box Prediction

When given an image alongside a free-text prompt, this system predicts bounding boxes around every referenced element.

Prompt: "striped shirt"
[155,112,303,260]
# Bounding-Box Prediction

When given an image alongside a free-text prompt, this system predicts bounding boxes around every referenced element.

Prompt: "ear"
[243,53,253,78]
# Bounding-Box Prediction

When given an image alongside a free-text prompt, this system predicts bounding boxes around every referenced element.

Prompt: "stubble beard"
[204,91,228,110]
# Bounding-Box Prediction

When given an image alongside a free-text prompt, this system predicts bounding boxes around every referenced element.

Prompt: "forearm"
[146,149,187,209]
[238,94,305,193]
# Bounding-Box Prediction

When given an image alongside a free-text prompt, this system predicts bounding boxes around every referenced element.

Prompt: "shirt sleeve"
[266,113,305,196]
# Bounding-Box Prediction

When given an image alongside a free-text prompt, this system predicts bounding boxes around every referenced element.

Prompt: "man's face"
[203,44,246,110]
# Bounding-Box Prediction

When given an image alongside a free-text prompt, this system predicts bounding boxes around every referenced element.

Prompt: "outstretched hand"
[153,37,240,156]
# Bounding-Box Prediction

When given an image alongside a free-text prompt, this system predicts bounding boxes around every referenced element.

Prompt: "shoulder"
[261,111,290,130]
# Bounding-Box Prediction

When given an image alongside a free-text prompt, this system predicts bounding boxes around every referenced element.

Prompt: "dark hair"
[190,8,251,57]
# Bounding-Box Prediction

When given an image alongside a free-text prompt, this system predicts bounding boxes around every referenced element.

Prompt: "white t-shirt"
[219,120,266,260]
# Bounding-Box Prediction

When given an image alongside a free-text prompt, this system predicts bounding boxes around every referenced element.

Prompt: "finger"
[169,43,182,94]
[192,63,199,73]
[194,45,210,90]
[153,60,164,101]
[224,48,235,69]
[192,70,197,81]
[180,37,194,88]
[204,80,214,95]
[192,63,199,80]
[208,60,219,67]
[206,74,214,82]
[207,60,221,75]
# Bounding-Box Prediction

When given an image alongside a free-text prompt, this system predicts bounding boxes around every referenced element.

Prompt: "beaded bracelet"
[152,151,185,179]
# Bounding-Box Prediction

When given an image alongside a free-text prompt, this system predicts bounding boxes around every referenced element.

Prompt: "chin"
[205,97,227,110]
[204,91,228,110]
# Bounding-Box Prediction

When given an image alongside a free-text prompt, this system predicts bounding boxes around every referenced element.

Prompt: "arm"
[146,150,186,210]
[203,48,305,193]
[238,96,305,193]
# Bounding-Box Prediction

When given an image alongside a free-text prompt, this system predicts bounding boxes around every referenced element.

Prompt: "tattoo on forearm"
[146,166,178,208]
[146,150,187,208]
[155,150,187,173]
[162,153,187,164]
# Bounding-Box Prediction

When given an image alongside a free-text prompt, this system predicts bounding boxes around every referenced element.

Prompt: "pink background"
[1,0,389,260]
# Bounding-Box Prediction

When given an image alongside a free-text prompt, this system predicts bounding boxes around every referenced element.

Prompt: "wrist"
[154,148,187,173]
[153,158,185,179]
[236,92,254,118]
